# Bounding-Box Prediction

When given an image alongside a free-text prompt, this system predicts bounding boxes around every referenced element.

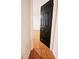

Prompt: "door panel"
[40,0,53,48]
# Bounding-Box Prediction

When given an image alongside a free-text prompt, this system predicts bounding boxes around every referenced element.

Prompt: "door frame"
[50,0,58,50]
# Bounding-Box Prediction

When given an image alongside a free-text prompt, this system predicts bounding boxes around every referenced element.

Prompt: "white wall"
[33,0,49,30]
[53,22,58,59]
[50,0,58,58]
[21,0,31,59]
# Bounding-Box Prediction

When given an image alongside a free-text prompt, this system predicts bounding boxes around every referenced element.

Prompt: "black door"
[40,0,53,48]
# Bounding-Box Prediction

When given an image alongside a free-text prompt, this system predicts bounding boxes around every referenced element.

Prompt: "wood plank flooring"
[28,30,55,59]
[29,48,55,59]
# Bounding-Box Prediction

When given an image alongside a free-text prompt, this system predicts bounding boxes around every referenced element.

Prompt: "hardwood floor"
[33,30,50,49]
[28,30,55,59]
[29,48,55,59]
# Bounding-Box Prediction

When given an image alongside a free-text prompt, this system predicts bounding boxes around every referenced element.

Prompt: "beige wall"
[21,0,31,59]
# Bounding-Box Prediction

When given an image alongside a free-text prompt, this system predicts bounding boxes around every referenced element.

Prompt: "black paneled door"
[40,0,53,48]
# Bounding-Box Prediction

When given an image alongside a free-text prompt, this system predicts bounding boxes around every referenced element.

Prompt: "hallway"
[28,30,55,59]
